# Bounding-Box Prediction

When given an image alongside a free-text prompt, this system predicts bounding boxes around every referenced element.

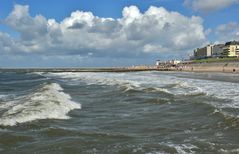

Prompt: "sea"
[0,71,239,154]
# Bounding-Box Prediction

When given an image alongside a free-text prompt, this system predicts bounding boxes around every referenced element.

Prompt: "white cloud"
[184,0,239,13]
[5,5,48,41]
[215,22,239,42]
[1,4,207,59]
[0,32,17,52]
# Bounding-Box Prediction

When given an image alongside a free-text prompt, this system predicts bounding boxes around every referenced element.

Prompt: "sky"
[0,0,239,67]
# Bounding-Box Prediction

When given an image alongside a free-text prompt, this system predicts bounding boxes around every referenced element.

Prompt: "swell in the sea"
[44,72,239,119]
[0,83,81,126]
[44,72,238,100]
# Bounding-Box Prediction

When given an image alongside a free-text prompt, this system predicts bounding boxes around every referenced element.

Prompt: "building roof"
[225,41,239,46]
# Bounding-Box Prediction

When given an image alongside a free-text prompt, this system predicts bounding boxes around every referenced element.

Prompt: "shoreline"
[0,68,161,73]
[1,62,239,73]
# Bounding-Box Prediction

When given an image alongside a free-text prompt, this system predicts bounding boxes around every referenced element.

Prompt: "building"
[194,45,213,59]
[167,60,181,65]
[212,44,224,57]
[222,41,239,57]
[156,60,166,66]
[155,59,181,68]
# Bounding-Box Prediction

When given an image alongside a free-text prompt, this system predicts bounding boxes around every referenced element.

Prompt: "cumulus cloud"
[215,22,239,42]
[5,5,48,40]
[3,4,49,53]
[0,32,17,52]
[1,4,206,59]
[184,0,239,13]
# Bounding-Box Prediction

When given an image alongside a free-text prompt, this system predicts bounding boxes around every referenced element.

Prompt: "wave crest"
[0,83,81,126]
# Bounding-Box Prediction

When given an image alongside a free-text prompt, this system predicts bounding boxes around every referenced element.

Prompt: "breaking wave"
[43,72,205,96]
[0,83,81,126]
[44,72,239,108]
[0,95,8,99]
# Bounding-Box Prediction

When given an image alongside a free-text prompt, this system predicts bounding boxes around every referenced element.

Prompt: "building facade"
[156,60,166,66]
[156,59,181,67]
[194,45,213,59]
[212,44,224,57]
[168,60,181,65]
[222,41,239,57]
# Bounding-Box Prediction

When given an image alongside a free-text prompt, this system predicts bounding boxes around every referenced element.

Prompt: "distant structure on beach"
[156,59,181,68]
[192,41,239,60]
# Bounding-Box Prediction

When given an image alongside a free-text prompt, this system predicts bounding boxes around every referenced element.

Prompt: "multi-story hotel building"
[212,44,224,57]
[193,45,213,59]
[222,41,239,57]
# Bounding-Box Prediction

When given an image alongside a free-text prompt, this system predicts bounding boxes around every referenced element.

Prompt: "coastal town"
[156,40,239,67]
[154,40,239,73]
[193,40,239,60]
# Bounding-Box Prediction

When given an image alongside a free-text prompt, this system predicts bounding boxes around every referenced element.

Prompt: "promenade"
[175,62,239,73]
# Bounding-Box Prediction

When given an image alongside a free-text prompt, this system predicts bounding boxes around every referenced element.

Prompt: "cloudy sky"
[0,0,239,67]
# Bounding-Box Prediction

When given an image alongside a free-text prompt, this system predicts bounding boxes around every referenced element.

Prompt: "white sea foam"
[176,78,239,108]
[45,72,171,92]
[146,143,198,154]
[0,83,81,126]
[46,72,202,96]
[0,95,11,106]
[161,142,198,154]
[45,72,239,108]
[0,94,7,99]
[220,148,239,153]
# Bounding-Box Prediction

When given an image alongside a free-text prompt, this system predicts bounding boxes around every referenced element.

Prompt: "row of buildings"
[155,40,239,67]
[193,41,239,60]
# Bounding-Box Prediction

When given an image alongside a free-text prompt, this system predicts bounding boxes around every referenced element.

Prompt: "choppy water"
[0,71,239,153]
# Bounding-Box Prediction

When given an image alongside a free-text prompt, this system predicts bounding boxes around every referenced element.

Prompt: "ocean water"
[0,71,239,153]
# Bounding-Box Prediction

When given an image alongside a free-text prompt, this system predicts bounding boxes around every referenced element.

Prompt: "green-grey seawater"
[0,71,239,153]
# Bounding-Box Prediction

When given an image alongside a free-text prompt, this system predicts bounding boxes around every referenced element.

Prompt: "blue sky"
[0,0,239,67]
